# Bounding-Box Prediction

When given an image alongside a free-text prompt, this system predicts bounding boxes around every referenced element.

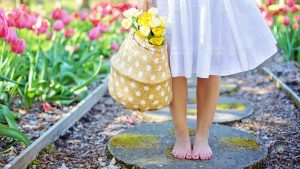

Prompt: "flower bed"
[0,1,134,168]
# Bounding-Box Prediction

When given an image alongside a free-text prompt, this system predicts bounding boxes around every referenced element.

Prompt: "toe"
[192,154,200,160]
[186,152,192,159]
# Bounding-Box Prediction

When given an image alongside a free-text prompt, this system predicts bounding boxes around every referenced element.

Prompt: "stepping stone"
[188,78,239,94]
[106,120,267,169]
[143,97,254,124]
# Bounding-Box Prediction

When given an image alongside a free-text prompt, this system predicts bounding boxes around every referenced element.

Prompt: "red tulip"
[51,8,68,20]
[263,11,274,27]
[279,6,288,14]
[111,43,119,51]
[292,24,299,31]
[42,102,52,112]
[266,0,274,7]
[64,28,73,38]
[10,39,26,54]
[283,16,291,26]
[0,8,8,38]
[4,27,18,43]
[88,27,100,40]
[53,20,64,31]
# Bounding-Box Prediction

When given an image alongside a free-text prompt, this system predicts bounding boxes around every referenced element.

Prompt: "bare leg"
[169,77,192,159]
[192,75,221,160]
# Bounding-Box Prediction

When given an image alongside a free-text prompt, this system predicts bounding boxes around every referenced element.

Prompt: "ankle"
[195,128,210,138]
[174,126,189,136]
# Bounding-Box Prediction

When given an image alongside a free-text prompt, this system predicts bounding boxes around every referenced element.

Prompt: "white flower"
[148,7,158,16]
[121,18,132,29]
[160,16,167,27]
[150,16,161,28]
[123,8,142,18]
[140,25,151,37]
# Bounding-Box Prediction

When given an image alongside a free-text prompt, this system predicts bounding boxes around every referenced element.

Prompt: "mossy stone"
[106,121,268,169]
[218,137,260,150]
[187,102,246,115]
[109,134,159,149]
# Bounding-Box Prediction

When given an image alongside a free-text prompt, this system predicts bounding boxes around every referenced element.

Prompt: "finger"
[141,2,147,11]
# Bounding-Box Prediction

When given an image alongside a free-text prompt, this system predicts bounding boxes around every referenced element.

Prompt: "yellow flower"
[136,30,146,39]
[149,37,164,46]
[121,18,132,29]
[277,15,284,24]
[148,7,158,16]
[150,16,161,28]
[140,25,151,37]
[152,27,165,37]
[138,16,150,27]
[123,8,142,18]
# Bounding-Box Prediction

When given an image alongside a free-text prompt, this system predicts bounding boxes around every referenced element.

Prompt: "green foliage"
[0,104,30,146]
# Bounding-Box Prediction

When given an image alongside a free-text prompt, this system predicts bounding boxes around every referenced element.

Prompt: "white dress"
[153,0,278,78]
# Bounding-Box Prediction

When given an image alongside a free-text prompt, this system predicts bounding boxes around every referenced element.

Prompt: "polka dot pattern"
[108,67,173,112]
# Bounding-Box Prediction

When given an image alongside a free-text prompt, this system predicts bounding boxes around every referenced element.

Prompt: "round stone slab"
[188,79,239,94]
[106,121,267,169]
[143,97,254,124]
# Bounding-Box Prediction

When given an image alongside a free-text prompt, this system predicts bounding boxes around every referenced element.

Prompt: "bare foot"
[192,130,212,160]
[171,127,192,159]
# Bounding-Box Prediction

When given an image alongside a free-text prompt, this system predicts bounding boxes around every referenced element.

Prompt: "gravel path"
[32,67,299,169]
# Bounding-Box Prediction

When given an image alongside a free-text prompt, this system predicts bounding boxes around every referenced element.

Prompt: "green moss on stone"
[165,146,175,159]
[109,134,159,149]
[168,128,195,136]
[186,102,246,115]
[218,137,260,150]
[217,103,245,111]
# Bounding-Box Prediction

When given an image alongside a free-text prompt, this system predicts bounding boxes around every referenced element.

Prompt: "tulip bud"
[64,28,74,38]
[10,39,26,54]
[4,27,18,43]
[88,27,100,40]
[292,24,299,31]
[283,16,291,26]
[111,43,119,51]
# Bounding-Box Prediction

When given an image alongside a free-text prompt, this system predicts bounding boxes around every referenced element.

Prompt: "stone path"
[143,96,254,124]
[106,120,267,169]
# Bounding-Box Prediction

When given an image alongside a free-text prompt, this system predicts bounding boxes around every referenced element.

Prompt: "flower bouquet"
[108,7,172,112]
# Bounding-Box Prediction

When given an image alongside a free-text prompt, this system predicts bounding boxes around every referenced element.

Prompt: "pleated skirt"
[153,0,278,78]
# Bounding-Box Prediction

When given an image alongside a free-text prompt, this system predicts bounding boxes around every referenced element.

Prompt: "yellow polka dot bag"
[108,7,173,112]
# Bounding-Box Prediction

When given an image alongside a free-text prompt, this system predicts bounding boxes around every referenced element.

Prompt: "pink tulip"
[10,39,26,54]
[4,27,18,43]
[295,16,300,23]
[53,20,64,31]
[26,12,38,29]
[283,16,291,26]
[290,5,298,13]
[61,15,72,25]
[64,28,73,38]
[51,8,68,20]
[111,43,119,51]
[286,0,295,7]
[34,17,49,34]
[0,8,8,38]
[79,12,88,21]
[88,27,100,40]
[262,11,274,27]
[7,8,29,29]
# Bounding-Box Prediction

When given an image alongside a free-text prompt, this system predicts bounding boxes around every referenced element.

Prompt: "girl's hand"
[139,0,153,11]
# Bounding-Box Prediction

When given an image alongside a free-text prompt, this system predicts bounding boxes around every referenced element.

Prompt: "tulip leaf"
[0,124,31,146]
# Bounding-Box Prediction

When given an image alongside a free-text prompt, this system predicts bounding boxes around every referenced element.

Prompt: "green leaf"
[0,124,31,146]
